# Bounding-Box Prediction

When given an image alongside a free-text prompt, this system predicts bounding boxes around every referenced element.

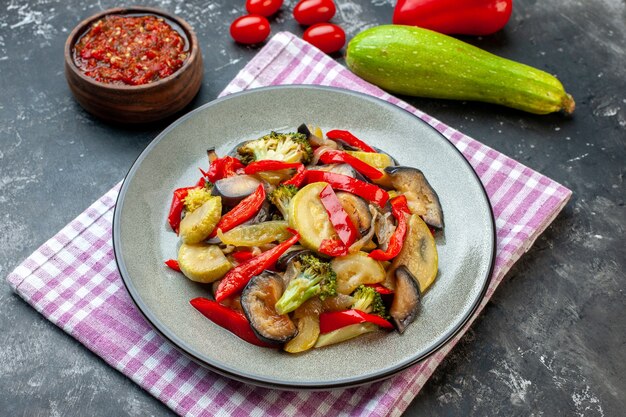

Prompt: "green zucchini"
[345,25,574,115]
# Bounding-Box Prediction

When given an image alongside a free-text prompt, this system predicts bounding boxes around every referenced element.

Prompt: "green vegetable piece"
[351,285,388,319]
[237,131,313,165]
[346,25,575,115]
[269,184,298,222]
[275,255,337,314]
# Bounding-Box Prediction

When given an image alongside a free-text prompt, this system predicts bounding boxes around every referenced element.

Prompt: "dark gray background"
[1,0,624,416]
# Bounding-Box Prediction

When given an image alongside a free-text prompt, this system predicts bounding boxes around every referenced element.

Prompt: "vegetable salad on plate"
[165,124,444,352]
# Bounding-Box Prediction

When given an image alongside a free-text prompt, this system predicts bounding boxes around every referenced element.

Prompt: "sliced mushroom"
[390,266,421,334]
[385,166,444,229]
[241,271,298,345]
[335,192,372,236]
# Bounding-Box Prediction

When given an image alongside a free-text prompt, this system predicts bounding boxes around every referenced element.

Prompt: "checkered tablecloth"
[7,32,571,417]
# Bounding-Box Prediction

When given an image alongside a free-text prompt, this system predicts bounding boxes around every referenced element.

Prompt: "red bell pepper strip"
[319,309,394,334]
[282,164,307,187]
[215,231,300,302]
[190,297,272,347]
[243,160,302,175]
[365,283,394,295]
[318,238,349,257]
[209,184,266,238]
[206,156,244,183]
[326,130,377,153]
[368,195,411,261]
[164,259,181,272]
[393,0,513,36]
[243,160,307,188]
[305,170,389,207]
[319,150,384,180]
[231,250,255,263]
[318,185,359,246]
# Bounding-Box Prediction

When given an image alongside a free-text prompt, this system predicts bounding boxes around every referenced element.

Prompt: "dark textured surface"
[0,0,623,416]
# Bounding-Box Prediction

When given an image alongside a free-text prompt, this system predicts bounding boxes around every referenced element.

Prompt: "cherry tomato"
[246,0,283,17]
[230,15,271,44]
[303,23,345,54]
[293,0,336,26]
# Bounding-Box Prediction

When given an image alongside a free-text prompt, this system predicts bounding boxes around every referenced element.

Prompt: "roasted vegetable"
[217,221,291,247]
[269,184,298,221]
[288,182,339,251]
[179,196,222,244]
[284,298,322,353]
[184,186,214,213]
[237,131,313,165]
[385,166,443,229]
[389,266,421,333]
[241,271,298,345]
[212,174,261,208]
[346,25,575,115]
[336,192,372,236]
[275,254,337,314]
[351,285,388,318]
[178,243,232,283]
[385,214,438,292]
[331,251,385,294]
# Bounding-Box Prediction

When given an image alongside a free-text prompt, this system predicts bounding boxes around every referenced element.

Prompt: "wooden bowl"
[64,7,203,124]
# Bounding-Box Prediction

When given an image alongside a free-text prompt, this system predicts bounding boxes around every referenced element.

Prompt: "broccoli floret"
[237,131,312,165]
[275,254,337,314]
[351,285,388,319]
[184,187,214,213]
[269,184,298,221]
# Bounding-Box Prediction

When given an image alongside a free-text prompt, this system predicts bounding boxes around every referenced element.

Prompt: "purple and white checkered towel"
[7,32,571,417]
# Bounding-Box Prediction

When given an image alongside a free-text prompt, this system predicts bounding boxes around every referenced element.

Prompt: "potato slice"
[178,243,232,283]
[179,196,222,244]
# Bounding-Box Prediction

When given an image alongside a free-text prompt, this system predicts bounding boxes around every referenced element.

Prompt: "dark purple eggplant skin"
[211,174,261,209]
[297,123,312,139]
[384,166,444,229]
[275,248,316,271]
[390,266,421,334]
[241,270,298,345]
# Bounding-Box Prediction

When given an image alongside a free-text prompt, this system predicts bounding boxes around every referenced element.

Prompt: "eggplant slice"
[335,192,372,236]
[390,266,421,334]
[385,166,444,229]
[241,271,298,345]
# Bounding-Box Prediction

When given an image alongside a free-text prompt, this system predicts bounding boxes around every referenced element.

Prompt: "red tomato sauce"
[73,14,188,86]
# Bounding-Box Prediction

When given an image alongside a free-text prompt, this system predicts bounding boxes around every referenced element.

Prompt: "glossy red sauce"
[73,14,188,86]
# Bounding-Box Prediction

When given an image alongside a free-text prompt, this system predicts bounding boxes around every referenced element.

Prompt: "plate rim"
[112,84,496,390]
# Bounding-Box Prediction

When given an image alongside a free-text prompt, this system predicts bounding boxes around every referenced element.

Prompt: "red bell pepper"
[368,195,411,261]
[190,297,272,347]
[243,160,307,188]
[393,0,513,36]
[210,184,266,238]
[215,231,300,302]
[365,283,394,295]
[166,176,207,234]
[319,150,383,180]
[325,130,377,153]
[318,185,358,246]
[164,259,181,272]
[318,238,349,257]
[305,170,389,207]
[205,156,244,183]
[231,250,255,263]
[319,309,394,334]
